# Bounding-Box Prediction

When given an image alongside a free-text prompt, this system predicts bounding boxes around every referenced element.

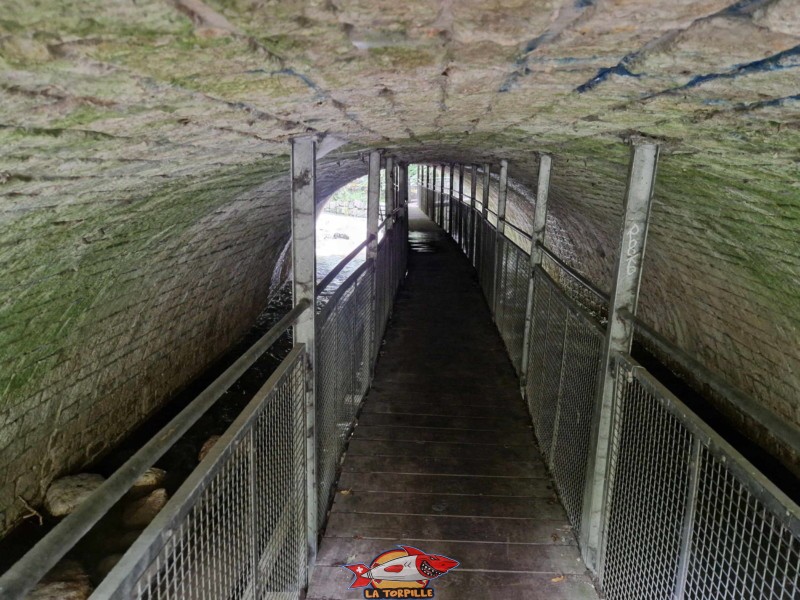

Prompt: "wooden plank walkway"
[307,205,598,599]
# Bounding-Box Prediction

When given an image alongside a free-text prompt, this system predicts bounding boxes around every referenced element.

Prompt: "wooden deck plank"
[324,512,577,545]
[316,538,587,574]
[351,424,535,446]
[337,472,554,497]
[331,490,567,520]
[341,455,548,478]
[346,439,539,461]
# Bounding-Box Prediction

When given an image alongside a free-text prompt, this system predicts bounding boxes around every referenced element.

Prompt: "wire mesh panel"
[549,307,603,534]
[316,265,374,525]
[600,358,694,600]
[685,449,800,599]
[495,241,529,374]
[534,284,568,460]
[542,253,608,325]
[601,355,800,600]
[524,269,551,420]
[478,221,497,305]
[100,348,308,600]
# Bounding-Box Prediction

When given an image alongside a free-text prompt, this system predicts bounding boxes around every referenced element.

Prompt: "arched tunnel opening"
[1,1,799,598]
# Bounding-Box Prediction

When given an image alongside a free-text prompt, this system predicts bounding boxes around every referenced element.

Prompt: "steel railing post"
[482,163,491,293]
[469,164,478,265]
[580,143,660,572]
[367,150,381,369]
[385,156,394,232]
[399,162,409,274]
[460,163,466,251]
[672,437,701,598]
[448,163,455,235]
[290,135,318,584]
[520,154,552,390]
[492,159,509,318]
[438,164,445,227]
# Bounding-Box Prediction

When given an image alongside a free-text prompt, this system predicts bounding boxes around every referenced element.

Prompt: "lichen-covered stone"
[26,559,92,600]
[44,474,105,518]
[127,467,167,498]
[121,488,169,529]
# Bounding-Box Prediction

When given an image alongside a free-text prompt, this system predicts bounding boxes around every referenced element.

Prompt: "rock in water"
[95,554,123,581]
[44,474,105,518]
[198,435,221,462]
[122,488,168,529]
[128,467,167,498]
[27,560,92,599]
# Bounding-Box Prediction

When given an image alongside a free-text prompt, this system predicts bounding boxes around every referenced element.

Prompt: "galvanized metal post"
[385,156,394,231]
[401,162,409,275]
[673,437,701,598]
[492,159,509,318]
[520,154,552,388]
[482,163,490,219]
[458,163,468,246]
[399,162,408,211]
[469,164,478,264]
[438,164,445,227]
[448,163,455,234]
[432,164,438,224]
[290,135,318,583]
[367,150,381,367]
[580,143,660,570]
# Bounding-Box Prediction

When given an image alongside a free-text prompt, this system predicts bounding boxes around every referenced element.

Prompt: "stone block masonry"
[0,160,293,535]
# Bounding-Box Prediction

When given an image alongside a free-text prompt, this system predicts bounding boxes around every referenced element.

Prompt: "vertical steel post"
[290,135,317,582]
[520,154,552,388]
[482,163,490,219]
[458,163,469,247]
[438,164,445,227]
[469,164,478,264]
[673,437,701,598]
[385,156,394,231]
[367,150,381,367]
[400,162,409,275]
[492,159,509,318]
[580,143,660,570]
[432,165,438,224]
[399,162,408,212]
[448,163,455,235]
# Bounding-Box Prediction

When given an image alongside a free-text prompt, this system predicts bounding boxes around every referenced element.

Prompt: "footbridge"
[2,143,798,600]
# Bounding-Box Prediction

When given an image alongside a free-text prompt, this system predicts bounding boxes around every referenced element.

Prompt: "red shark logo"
[343,545,459,591]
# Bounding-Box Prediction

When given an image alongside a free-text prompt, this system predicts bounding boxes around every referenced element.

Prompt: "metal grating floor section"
[306,205,598,599]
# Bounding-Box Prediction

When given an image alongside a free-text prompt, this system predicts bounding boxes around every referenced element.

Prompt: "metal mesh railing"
[495,239,529,374]
[417,164,800,600]
[522,268,604,533]
[316,264,374,526]
[601,354,800,600]
[317,199,407,527]
[477,219,496,305]
[96,347,308,600]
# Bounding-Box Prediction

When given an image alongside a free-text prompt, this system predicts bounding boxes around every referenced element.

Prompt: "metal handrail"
[92,344,308,598]
[537,241,609,303]
[378,206,404,232]
[616,353,800,533]
[318,259,372,324]
[317,235,374,294]
[503,221,533,243]
[621,308,800,462]
[0,298,312,600]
